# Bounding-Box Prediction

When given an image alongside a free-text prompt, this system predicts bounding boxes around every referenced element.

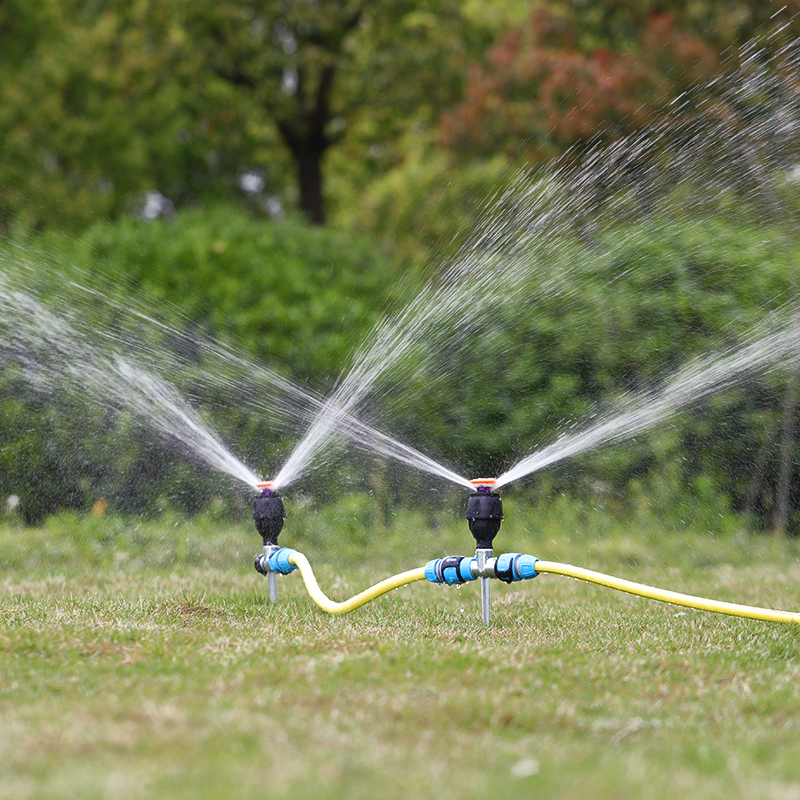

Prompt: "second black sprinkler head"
[253,483,286,547]
[465,478,503,550]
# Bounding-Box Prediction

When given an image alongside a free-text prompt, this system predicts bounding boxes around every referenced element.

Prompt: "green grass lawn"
[2,501,800,800]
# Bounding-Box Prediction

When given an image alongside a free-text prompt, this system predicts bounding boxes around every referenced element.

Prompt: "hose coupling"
[424,555,477,585]
[424,553,539,585]
[254,546,298,576]
[494,553,539,583]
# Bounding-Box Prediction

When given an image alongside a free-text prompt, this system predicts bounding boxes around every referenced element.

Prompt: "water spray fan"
[250,476,800,626]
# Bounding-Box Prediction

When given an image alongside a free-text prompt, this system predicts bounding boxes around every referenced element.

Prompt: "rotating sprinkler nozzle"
[253,481,287,603]
[253,482,286,546]
[466,478,503,549]
[466,478,503,625]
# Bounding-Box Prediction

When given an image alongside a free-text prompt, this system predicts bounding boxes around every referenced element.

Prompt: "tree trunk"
[295,139,326,225]
[278,121,329,226]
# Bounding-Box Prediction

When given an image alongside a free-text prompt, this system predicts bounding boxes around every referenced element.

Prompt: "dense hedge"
[79,206,412,383]
[403,218,797,529]
[1,205,798,530]
[0,208,408,523]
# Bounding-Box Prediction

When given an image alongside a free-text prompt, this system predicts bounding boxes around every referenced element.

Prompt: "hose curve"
[287,551,426,615]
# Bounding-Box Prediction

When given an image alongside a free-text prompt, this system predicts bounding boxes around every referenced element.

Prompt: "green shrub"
[2,205,799,532]
[399,216,799,528]
[0,207,403,522]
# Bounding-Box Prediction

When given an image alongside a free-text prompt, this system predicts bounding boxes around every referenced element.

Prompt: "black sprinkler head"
[465,479,503,550]
[253,488,286,547]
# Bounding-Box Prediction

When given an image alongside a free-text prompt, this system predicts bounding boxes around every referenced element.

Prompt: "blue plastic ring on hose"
[268,547,298,575]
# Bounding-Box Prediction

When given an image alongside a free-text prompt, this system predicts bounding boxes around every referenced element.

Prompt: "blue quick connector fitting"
[425,553,539,584]
[424,559,440,583]
[494,553,539,583]
[424,555,477,585]
[268,547,299,575]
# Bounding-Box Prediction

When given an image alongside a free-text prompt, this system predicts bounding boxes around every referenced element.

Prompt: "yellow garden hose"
[286,550,426,615]
[264,548,800,623]
[532,560,800,623]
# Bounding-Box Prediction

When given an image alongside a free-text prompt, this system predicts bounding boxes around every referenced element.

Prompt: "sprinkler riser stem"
[471,556,497,579]
[476,548,492,625]
[465,487,503,624]
[263,544,280,603]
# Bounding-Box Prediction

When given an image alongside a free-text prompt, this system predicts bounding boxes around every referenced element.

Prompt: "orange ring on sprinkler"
[256,481,274,489]
[470,478,497,487]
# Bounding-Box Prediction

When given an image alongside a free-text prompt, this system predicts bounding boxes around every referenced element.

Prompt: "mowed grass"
[2,502,800,800]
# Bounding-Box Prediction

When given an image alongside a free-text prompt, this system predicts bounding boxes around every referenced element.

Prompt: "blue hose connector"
[424,556,477,585]
[494,553,539,583]
[268,547,299,575]
[425,554,540,584]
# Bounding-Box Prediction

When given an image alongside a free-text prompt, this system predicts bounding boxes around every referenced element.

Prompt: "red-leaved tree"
[439,6,774,162]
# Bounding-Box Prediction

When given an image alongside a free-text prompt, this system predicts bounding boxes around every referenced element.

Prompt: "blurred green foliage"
[0,0,489,229]
[78,205,404,381]
[2,0,800,534]
[380,215,800,530]
[1,0,797,230]
[2,207,799,532]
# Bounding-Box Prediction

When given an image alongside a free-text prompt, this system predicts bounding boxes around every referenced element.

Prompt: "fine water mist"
[496,313,800,488]
[274,31,800,490]
[5,27,800,510]
[0,270,262,489]
[0,259,472,495]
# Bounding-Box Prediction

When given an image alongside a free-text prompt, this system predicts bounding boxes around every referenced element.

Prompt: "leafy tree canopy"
[0,0,486,230]
[439,0,800,163]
